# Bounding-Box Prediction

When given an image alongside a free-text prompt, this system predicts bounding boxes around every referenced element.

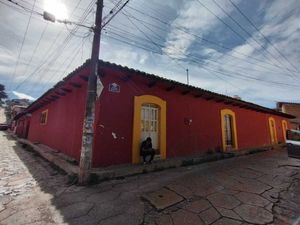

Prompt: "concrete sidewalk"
[0,132,300,225]
[13,133,276,183]
[0,132,299,225]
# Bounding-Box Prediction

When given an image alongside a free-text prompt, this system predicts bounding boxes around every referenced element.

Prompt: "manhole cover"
[142,188,184,210]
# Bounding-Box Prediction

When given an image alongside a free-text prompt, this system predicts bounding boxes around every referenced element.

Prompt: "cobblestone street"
[0,131,299,225]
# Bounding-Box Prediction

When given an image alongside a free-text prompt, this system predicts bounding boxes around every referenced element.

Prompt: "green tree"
[0,84,8,106]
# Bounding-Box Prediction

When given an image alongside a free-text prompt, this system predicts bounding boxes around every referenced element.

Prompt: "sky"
[0,0,300,108]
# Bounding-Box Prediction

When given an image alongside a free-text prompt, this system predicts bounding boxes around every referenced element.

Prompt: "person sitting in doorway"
[140,137,155,164]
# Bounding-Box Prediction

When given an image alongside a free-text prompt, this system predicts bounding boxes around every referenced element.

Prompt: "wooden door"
[141,104,159,152]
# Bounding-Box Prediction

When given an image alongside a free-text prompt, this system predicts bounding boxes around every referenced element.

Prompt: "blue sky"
[0,0,300,108]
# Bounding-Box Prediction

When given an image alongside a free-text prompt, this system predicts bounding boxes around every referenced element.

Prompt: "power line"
[196,0,297,79]
[0,0,33,16]
[21,23,49,79]
[116,11,298,79]
[104,33,300,94]
[3,0,93,29]
[122,12,186,70]
[123,3,300,74]
[18,0,84,21]
[24,0,95,93]
[102,0,123,22]
[14,0,92,91]
[9,0,37,91]
[211,0,297,79]
[14,0,128,93]
[102,0,130,29]
[104,24,300,90]
[122,10,277,79]
[103,3,299,89]
[64,23,92,38]
[228,0,300,73]
[40,43,83,92]
[4,0,42,16]
[30,0,130,94]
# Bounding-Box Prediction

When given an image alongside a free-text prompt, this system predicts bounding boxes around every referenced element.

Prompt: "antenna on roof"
[186,68,189,85]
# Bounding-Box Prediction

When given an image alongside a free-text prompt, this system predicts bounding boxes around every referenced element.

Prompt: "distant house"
[5,99,30,122]
[14,60,294,167]
[277,102,300,130]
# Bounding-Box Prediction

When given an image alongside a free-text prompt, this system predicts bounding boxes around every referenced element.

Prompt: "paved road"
[0,132,299,225]
[0,108,5,124]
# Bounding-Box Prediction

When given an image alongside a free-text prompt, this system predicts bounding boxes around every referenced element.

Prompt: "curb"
[9,133,279,184]
[15,136,79,178]
[90,146,274,183]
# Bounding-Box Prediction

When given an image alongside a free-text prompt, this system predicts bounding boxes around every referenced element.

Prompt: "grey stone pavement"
[0,132,299,225]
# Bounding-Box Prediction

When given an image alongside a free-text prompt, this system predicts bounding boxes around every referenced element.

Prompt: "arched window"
[281,120,288,142]
[221,109,238,151]
[224,114,234,146]
[268,117,277,144]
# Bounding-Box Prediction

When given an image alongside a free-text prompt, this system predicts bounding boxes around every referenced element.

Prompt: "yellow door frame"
[268,117,278,144]
[220,109,238,151]
[281,120,288,142]
[132,95,166,164]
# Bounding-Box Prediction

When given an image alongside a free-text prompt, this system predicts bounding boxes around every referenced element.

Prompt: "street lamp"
[43,11,56,23]
[43,11,93,30]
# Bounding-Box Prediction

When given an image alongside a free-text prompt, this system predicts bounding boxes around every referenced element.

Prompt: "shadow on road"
[3,132,300,225]
[9,137,120,225]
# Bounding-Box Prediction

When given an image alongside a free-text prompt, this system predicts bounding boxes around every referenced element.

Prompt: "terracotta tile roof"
[16,59,295,119]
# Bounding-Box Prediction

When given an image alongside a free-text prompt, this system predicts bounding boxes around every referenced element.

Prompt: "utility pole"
[186,68,189,85]
[79,0,103,185]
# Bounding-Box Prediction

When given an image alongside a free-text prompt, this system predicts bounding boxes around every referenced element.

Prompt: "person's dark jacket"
[140,140,152,153]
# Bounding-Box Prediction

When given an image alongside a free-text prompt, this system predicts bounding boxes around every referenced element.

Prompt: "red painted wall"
[15,116,30,138]
[92,68,290,167]
[21,65,291,167]
[27,75,88,161]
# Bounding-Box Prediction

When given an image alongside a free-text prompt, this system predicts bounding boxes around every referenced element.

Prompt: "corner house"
[14,60,294,167]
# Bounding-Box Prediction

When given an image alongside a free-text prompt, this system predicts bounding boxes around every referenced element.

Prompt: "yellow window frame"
[281,120,288,142]
[40,109,48,125]
[268,117,278,144]
[221,109,238,151]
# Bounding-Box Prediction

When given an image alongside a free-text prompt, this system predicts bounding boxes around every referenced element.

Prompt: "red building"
[15,60,294,167]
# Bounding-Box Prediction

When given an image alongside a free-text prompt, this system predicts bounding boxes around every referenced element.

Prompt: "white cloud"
[0,0,299,109]
[163,0,240,59]
[12,91,36,101]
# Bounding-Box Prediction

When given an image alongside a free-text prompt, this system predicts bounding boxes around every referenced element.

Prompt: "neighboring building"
[15,60,294,167]
[11,105,27,118]
[277,102,300,130]
[5,99,30,121]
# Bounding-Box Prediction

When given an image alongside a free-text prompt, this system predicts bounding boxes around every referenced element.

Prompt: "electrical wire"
[195,0,297,79]
[211,0,297,78]
[3,0,93,29]
[102,0,130,29]
[104,27,300,90]
[14,0,92,91]
[4,0,42,16]
[36,0,130,94]
[9,0,37,91]
[114,11,298,79]
[123,12,192,70]
[33,0,130,94]
[124,3,300,74]
[21,23,49,80]
[24,0,95,93]
[228,0,300,73]
[40,43,83,92]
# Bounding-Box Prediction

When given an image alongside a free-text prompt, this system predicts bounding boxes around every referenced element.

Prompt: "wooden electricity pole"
[79,0,103,185]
